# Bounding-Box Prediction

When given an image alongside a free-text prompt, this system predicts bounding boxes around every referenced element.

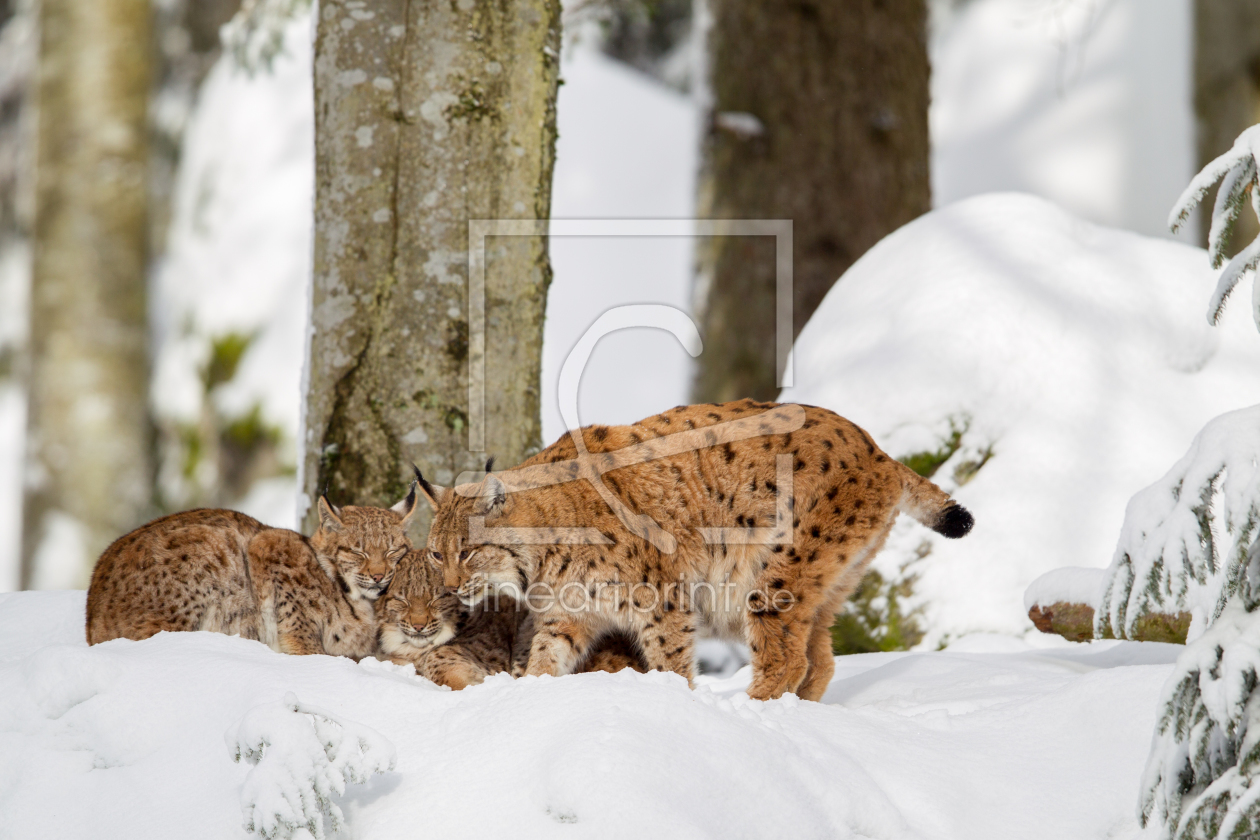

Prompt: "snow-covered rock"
[0,590,1185,839]
[1025,567,1107,612]
[780,192,1260,648]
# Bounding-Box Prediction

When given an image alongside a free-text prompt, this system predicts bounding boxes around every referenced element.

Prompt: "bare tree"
[302,1,561,534]
[21,0,154,587]
[692,0,931,402]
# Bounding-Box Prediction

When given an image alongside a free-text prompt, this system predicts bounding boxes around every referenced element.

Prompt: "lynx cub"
[379,550,645,689]
[86,488,420,659]
[420,400,973,702]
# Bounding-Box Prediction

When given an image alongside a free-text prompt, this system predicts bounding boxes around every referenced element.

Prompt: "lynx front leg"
[526,615,595,677]
[634,609,697,687]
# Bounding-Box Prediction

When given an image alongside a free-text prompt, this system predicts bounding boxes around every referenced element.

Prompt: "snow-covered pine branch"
[227,692,396,840]
[1168,124,1260,330]
[1097,405,1260,640]
[1140,601,1260,840]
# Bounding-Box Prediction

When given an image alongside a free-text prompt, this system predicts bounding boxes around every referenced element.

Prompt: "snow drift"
[780,192,1260,648]
[0,590,1183,839]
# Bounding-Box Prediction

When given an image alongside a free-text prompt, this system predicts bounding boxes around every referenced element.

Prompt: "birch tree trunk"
[22,0,153,588]
[692,0,930,402]
[302,1,561,535]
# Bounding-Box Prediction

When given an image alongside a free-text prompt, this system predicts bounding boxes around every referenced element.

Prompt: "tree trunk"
[22,0,153,588]
[692,0,930,403]
[1194,0,1260,254]
[303,0,561,535]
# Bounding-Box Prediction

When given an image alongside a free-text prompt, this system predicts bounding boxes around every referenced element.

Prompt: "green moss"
[203,332,253,391]
[446,319,469,363]
[179,424,203,480]
[446,82,497,122]
[830,569,925,655]
[953,443,994,485]
[411,388,468,434]
[222,404,280,451]
[898,419,966,478]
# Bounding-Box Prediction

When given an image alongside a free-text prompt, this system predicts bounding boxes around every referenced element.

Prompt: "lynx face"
[423,476,526,607]
[310,495,417,601]
[377,552,463,656]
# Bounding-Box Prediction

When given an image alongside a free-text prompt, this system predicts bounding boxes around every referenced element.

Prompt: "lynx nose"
[372,574,384,583]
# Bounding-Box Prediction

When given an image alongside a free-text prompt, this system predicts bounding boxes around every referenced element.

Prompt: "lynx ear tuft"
[474,474,507,518]
[412,464,446,512]
[485,456,496,474]
[317,495,344,532]
[391,476,420,524]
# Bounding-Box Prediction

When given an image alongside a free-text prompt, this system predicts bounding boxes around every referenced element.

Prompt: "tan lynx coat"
[421,400,972,701]
[86,493,419,659]
[379,551,646,689]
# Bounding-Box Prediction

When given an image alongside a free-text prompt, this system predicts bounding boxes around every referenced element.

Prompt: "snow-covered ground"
[0,590,1178,839]
[780,192,1260,648]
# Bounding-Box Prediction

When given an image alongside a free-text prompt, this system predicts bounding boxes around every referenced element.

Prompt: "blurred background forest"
[0,0,1258,654]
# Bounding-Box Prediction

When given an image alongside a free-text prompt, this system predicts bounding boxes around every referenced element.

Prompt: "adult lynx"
[420,400,972,701]
[86,488,420,659]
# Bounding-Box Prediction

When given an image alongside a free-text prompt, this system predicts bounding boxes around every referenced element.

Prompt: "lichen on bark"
[303,0,561,536]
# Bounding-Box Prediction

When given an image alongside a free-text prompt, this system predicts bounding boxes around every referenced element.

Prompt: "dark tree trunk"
[692,0,931,402]
[1194,0,1260,253]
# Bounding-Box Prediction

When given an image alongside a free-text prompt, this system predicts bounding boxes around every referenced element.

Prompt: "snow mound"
[780,192,1260,647]
[0,591,1184,839]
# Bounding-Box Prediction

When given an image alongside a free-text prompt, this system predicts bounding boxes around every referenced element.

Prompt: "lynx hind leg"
[247,529,325,656]
[634,609,697,686]
[796,593,846,703]
[526,616,596,677]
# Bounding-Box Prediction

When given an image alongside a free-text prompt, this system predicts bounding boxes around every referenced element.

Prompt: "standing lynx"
[379,551,646,689]
[86,488,420,659]
[420,400,972,701]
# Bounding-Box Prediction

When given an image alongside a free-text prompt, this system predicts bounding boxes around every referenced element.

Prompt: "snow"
[1099,404,1260,641]
[1025,567,1107,612]
[0,590,1183,839]
[779,192,1260,648]
[148,12,314,518]
[1139,600,1260,839]
[542,44,699,442]
[930,0,1195,242]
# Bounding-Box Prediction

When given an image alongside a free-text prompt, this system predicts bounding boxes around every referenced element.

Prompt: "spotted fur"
[86,492,419,659]
[421,399,972,701]
[380,551,645,689]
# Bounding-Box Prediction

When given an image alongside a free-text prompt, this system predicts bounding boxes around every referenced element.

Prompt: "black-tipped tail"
[933,504,974,539]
